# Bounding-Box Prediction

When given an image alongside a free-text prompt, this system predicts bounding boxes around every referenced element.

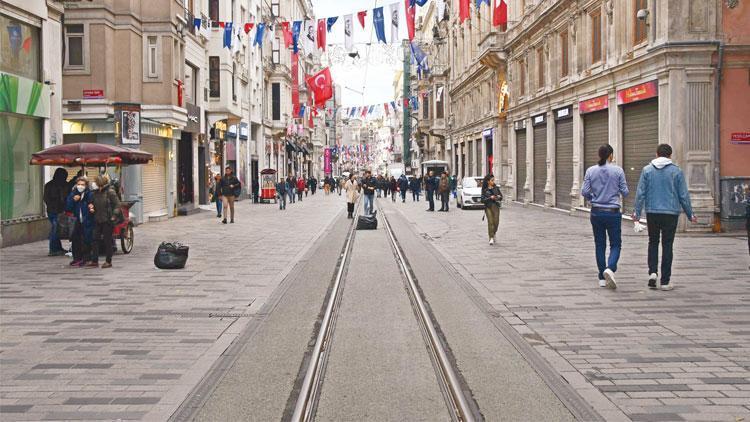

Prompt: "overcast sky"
[310,0,407,108]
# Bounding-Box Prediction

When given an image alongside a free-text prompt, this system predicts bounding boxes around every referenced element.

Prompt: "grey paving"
[315,219,449,422]
[0,194,343,421]
[384,197,750,422]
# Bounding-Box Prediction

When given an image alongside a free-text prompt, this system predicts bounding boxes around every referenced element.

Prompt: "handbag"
[106,191,125,225]
[56,213,77,240]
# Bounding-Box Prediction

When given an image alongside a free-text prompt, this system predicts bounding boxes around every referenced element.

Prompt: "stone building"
[0,0,64,246]
[504,0,746,230]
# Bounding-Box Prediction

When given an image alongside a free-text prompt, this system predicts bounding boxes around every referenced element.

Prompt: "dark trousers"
[590,211,622,280]
[347,202,354,218]
[647,213,679,283]
[427,190,435,210]
[401,190,406,202]
[71,221,91,262]
[48,213,64,253]
[392,189,397,202]
[440,192,449,210]
[92,221,113,264]
[298,190,303,201]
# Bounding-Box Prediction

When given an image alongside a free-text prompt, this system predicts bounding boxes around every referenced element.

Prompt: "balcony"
[478,30,507,70]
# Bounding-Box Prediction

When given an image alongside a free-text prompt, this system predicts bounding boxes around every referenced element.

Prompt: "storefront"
[483,129,494,177]
[580,95,609,176]
[514,120,526,201]
[178,103,200,207]
[532,113,546,205]
[554,106,573,209]
[140,136,168,215]
[619,81,659,212]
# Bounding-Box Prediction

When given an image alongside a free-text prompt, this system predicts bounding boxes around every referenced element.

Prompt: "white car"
[457,177,485,209]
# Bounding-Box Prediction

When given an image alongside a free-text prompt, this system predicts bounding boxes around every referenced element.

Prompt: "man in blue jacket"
[398,174,409,203]
[425,171,438,211]
[632,144,697,291]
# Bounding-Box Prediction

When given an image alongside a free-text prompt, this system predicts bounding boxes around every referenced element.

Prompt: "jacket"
[275,181,287,194]
[297,178,306,191]
[481,186,503,208]
[581,163,629,209]
[362,176,377,196]
[220,175,241,196]
[398,176,409,191]
[390,178,398,191]
[409,177,421,191]
[44,168,69,214]
[425,176,438,192]
[633,158,694,219]
[90,186,121,224]
[449,176,457,190]
[344,179,359,203]
[438,176,449,193]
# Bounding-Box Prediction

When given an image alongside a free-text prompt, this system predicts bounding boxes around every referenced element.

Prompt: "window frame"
[271,82,281,121]
[519,58,526,96]
[209,56,220,98]
[231,62,237,102]
[560,30,569,78]
[146,35,159,78]
[63,23,87,72]
[272,37,280,64]
[633,0,648,46]
[435,85,445,119]
[537,46,544,91]
[209,0,220,27]
[590,9,602,65]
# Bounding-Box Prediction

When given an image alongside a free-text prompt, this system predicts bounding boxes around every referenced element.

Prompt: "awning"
[301,146,309,156]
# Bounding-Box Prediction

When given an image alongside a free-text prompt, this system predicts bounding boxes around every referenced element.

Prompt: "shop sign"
[483,128,494,138]
[240,123,249,140]
[579,95,609,114]
[555,106,572,120]
[83,89,104,99]
[730,132,750,145]
[184,103,200,133]
[617,80,658,105]
[114,103,141,145]
[532,113,546,126]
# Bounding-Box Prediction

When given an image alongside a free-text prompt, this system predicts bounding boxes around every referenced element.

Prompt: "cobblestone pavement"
[0,193,343,421]
[382,196,750,422]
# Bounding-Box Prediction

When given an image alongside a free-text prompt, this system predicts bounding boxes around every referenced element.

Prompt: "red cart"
[260,168,278,203]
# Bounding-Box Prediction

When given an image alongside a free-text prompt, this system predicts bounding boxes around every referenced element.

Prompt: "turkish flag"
[306,67,333,107]
[493,0,508,28]
[317,19,326,51]
[280,22,293,47]
[404,0,415,41]
[243,23,254,34]
[459,0,470,23]
[357,10,367,29]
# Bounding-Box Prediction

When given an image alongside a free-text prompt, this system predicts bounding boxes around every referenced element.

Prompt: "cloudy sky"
[310,0,408,108]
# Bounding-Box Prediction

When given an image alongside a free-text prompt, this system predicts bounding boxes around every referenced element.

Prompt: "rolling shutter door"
[583,110,608,172]
[622,98,658,212]
[533,124,546,204]
[516,130,526,201]
[555,118,574,209]
[141,137,167,214]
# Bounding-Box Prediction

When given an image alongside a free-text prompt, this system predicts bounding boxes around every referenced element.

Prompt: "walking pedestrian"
[361,170,377,215]
[398,174,409,203]
[66,176,94,267]
[481,174,503,245]
[219,166,240,224]
[44,168,69,256]
[87,175,121,268]
[344,173,359,219]
[252,177,260,203]
[410,175,421,202]
[389,176,398,202]
[438,172,450,211]
[309,177,317,195]
[297,176,305,202]
[425,171,438,211]
[323,177,330,195]
[211,174,223,218]
[633,144,698,291]
[581,145,629,289]
[337,176,343,196]
[275,178,287,210]
[304,177,309,197]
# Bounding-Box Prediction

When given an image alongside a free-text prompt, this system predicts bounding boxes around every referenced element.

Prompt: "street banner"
[292,52,300,116]
[324,148,332,174]
[344,14,354,51]
[390,3,400,43]
[374,7,387,44]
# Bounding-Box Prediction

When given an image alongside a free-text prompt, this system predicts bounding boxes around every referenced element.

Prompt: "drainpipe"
[713,43,724,232]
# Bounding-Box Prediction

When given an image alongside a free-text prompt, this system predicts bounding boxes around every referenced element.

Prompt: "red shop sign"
[83,89,104,99]
[579,95,609,114]
[730,132,750,145]
[617,80,658,105]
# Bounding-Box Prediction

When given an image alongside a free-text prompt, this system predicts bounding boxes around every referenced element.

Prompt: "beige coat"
[344,179,359,203]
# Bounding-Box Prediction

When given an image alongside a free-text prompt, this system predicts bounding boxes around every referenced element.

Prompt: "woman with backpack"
[87,175,122,268]
[481,174,503,245]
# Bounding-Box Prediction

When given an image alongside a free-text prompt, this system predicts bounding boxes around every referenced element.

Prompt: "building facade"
[0,0,64,247]
[504,0,743,231]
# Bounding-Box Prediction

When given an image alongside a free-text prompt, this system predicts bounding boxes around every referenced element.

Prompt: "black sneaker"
[222,219,227,224]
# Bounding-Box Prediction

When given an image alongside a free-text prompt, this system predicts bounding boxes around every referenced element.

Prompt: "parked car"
[457,177,485,209]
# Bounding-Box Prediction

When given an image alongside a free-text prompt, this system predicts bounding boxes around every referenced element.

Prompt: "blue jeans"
[288,189,295,203]
[215,198,223,216]
[590,211,622,280]
[48,213,64,253]
[364,194,374,215]
[427,190,435,210]
[278,193,286,209]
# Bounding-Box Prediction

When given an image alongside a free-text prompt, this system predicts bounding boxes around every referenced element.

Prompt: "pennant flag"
[280,22,292,47]
[326,16,338,32]
[410,42,429,73]
[389,3,400,43]
[361,106,367,117]
[218,21,225,28]
[292,21,302,53]
[477,0,490,8]
[253,23,265,47]
[414,0,428,5]
[243,22,254,34]
[343,14,354,51]
[493,0,508,28]
[303,20,316,53]
[373,7,387,44]
[404,0,416,41]
[193,18,201,31]
[459,0,470,23]
[306,67,334,107]
[390,101,397,111]
[357,10,367,29]
[403,98,410,108]
[223,22,233,49]
[384,103,390,116]
[368,105,375,114]
[349,107,356,117]
[317,19,327,51]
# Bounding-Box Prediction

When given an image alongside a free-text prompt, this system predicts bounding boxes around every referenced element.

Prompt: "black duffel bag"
[356,211,378,230]
[56,213,77,240]
[154,242,189,269]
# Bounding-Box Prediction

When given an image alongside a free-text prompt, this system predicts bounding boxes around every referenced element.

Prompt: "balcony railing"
[478,30,507,69]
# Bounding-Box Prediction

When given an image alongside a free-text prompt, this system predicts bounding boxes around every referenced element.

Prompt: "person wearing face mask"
[87,175,121,268]
[66,176,94,267]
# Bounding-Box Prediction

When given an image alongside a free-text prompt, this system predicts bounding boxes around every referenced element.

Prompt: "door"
[141,137,167,214]
[516,130,526,201]
[582,110,608,173]
[178,132,194,205]
[533,124,546,204]
[198,146,207,204]
[555,118,574,209]
[622,98,659,212]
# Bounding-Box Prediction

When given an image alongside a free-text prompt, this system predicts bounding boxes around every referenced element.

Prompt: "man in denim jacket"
[632,144,697,291]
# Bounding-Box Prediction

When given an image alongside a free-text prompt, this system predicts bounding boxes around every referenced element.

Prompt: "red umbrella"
[29,143,152,166]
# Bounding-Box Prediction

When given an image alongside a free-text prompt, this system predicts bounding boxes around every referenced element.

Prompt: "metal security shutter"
[622,98,658,212]
[141,137,167,214]
[583,110,608,172]
[516,130,526,201]
[555,118,574,209]
[533,124,546,204]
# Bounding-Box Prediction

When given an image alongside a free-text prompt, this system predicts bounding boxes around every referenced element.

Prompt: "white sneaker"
[489,238,494,245]
[598,279,607,288]
[648,273,658,289]
[660,281,674,291]
[603,268,617,290]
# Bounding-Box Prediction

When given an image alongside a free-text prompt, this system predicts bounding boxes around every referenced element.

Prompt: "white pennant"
[343,14,353,51]
[389,3,399,43]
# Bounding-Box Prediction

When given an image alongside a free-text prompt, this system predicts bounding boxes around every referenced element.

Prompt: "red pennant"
[361,106,367,117]
[317,19,326,51]
[243,23,254,34]
[493,0,508,28]
[357,11,367,29]
[281,22,293,48]
[218,21,225,28]
[459,0,470,23]
[384,103,390,116]
[404,0,416,41]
